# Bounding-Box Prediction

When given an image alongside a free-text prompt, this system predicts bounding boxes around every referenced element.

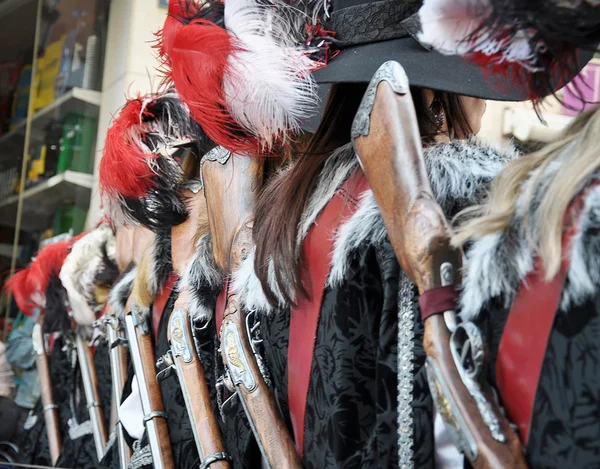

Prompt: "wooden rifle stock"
[351,61,526,469]
[32,320,62,465]
[75,331,108,460]
[203,150,302,469]
[125,296,174,469]
[165,189,230,468]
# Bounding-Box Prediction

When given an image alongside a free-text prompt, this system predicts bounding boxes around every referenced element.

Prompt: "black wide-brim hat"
[312,0,595,101]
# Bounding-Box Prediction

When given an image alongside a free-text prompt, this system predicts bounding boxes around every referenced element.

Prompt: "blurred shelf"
[0,88,101,166]
[0,170,93,231]
[0,243,21,258]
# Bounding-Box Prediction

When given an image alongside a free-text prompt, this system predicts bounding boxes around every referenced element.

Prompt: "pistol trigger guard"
[450,321,506,443]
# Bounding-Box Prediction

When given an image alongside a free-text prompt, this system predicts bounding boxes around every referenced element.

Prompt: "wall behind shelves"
[87,0,167,227]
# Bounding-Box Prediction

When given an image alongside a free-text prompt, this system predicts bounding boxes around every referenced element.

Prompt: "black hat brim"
[313,37,595,102]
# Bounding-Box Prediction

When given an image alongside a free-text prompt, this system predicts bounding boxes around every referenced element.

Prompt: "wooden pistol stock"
[351,61,526,469]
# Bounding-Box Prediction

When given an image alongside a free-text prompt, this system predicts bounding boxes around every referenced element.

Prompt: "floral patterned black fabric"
[260,241,435,469]
[480,296,600,469]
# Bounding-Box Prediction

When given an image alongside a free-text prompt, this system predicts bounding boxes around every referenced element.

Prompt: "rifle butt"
[125,311,175,469]
[169,307,231,468]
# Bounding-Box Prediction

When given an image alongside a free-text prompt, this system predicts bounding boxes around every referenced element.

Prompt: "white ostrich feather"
[59,226,116,326]
[223,0,318,148]
[418,0,538,69]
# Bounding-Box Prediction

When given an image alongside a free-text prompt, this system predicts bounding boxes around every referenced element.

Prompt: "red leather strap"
[288,170,370,456]
[152,273,177,341]
[215,276,229,332]
[418,285,458,321]
[496,186,594,445]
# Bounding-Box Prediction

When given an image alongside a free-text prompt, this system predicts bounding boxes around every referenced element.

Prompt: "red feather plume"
[4,268,36,316]
[157,1,261,155]
[100,98,158,200]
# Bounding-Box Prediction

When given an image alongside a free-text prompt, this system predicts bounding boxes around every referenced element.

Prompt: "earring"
[428,97,445,129]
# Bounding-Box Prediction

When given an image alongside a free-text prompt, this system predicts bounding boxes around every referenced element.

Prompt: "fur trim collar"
[462,161,600,320]
[109,266,137,320]
[235,138,517,314]
[179,234,224,321]
[148,229,173,297]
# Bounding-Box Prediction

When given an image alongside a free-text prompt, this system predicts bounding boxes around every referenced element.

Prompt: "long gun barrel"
[32,321,62,465]
[125,299,175,469]
[75,332,108,461]
[203,149,303,469]
[351,61,527,469]
[102,306,131,469]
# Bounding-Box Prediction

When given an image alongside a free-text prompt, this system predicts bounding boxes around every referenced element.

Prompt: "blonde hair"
[454,106,600,281]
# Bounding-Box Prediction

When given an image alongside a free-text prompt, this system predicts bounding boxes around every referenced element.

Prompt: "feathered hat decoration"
[156,0,318,154]
[59,226,119,326]
[418,0,600,100]
[100,91,211,228]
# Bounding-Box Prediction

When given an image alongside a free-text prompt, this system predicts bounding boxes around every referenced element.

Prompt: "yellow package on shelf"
[33,36,66,111]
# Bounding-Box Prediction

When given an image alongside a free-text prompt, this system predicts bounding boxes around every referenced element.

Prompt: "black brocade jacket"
[461,166,600,468]
[233,140,516,469]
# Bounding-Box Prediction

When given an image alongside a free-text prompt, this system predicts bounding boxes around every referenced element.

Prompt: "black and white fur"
[109,266,137,321]
[461,149,600,320]
[179,234,224,321]
[234,138,518,314]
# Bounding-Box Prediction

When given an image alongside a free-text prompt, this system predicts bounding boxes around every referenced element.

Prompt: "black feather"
[43,275,71,334]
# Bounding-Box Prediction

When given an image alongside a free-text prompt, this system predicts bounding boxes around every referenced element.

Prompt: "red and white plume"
[157,0,318,154]
[418,0,539,71]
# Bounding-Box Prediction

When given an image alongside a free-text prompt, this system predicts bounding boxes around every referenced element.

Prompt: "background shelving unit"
[0,0,109,337]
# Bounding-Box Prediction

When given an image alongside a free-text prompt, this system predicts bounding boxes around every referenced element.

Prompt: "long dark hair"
[253,83,474,307]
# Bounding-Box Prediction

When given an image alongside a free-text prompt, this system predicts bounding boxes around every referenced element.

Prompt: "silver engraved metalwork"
[397,272,415,469]
[450,322,506,442]
[169,309,193,363]
[200,146,232,188]
[131,301,150,336]
[130,441,153,469]
[351,61,410,139]
[246,310,271,387]
[425,357,478,461]
[180,179,203,194]
[68,418,93,440]
[440,262,458,332]
[32,323,44,356]
[223,321,257,392]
